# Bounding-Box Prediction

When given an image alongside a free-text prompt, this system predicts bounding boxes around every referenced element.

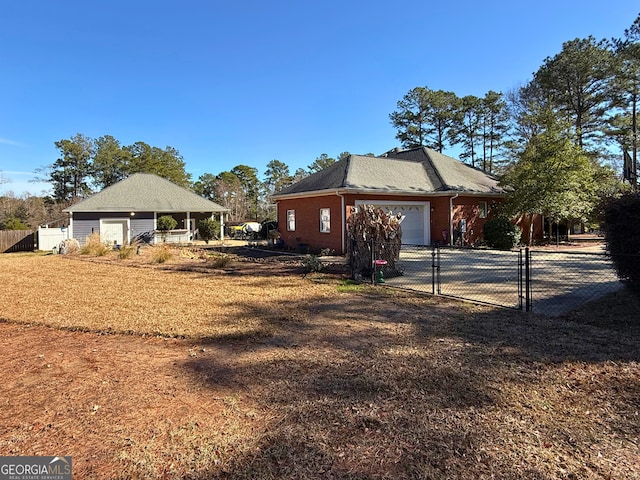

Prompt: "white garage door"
[100,219,128,245]
[355,201,430,245]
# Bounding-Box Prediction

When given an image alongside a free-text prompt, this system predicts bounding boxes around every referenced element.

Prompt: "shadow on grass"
[181,345,542,479]
[176,286,640,479]
[436,289,640,364]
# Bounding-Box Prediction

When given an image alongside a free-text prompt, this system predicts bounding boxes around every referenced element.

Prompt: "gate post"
[350,238,355,280]
[431,246,436,295]
[370,238,375,284]
[525,247,532,312]
[435,246,441,295]
[518,249,523,310]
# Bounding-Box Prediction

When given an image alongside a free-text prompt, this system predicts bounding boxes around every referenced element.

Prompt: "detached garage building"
[272,147,506,254]
[64,173,227,246]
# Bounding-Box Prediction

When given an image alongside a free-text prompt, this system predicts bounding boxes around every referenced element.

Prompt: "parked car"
[227,222,262,240]
[242,222,262,240]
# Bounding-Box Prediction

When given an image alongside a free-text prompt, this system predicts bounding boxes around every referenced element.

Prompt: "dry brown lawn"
[1,247,639,479]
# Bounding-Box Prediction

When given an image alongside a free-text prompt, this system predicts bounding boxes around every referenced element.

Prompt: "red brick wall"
[451,198,543,246]
[276,195,344,253]
[277,193,506,253]
[452,198,492,246]
[430,197,453,244]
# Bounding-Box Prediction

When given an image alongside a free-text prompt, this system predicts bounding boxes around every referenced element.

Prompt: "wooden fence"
[0,230,35,253]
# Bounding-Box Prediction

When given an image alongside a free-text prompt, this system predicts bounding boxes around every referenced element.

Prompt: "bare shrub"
[151,243,174,263]
[79,233,111,256]
[118,241,141,260]
[208,253,232,268]
[347,204,403,278]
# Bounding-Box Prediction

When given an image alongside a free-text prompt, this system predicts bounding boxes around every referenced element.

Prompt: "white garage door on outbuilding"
[355,200,430,245]
[100,219,129,245]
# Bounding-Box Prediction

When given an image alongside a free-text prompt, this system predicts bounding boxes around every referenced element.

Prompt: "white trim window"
[287,210,296,231]
[478,201,488,219]
[320,208,330,233]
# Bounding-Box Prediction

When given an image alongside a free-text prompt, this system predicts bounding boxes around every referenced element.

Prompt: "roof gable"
[277,158,350,194]
[345,156,438,192]
[275,148,503,197]
[386,147,502,193]
[64,173,227,213]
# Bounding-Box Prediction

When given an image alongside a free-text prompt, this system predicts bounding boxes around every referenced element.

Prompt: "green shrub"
[157,215,178,231]
[198,218,219,244]
[483,217,521,250]
[602,193,640,293]
[302,255,323,274]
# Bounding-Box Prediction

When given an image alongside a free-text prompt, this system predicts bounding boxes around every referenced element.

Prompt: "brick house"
[272,147,512,254]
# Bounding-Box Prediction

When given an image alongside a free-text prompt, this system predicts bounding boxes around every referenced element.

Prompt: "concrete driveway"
[386,245,622,316]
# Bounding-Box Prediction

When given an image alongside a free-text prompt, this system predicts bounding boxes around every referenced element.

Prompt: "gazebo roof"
[64,173,228,213]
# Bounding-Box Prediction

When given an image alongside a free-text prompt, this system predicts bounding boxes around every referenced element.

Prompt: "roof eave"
[65,206,229,213]
[272,187,505,200]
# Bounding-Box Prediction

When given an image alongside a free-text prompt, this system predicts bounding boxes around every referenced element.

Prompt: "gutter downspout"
[449,193,459,246]
[336,191,345,254]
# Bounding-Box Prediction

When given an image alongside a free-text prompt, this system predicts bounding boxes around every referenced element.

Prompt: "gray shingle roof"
[64,173,228,213]
[386,147,503,193]
[274,147,503,197]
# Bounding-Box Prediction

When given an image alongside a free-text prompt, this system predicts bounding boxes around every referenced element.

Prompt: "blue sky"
[1,1,638,196]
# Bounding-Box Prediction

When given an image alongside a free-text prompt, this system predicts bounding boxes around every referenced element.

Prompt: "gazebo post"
[219,212,225,242]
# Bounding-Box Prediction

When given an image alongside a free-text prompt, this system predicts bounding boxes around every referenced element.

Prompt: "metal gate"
[353,242,622,316]
[401,246,527,310]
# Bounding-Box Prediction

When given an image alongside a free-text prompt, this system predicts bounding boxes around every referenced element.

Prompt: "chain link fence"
[526,249,623,315]
[350,240,626,316]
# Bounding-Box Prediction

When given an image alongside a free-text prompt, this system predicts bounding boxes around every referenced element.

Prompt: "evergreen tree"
[500,110,603,239]
[264,159,292,195]
[193,173,218,200]
[93,135,131,189]
[231,165,260,220]
[292,168,308,183]
[389,87,458,151]
[449,94,482,167]
[47,133,95,203]
[610,14,640,188]
[125,142,191,187]
[307,153,336,174]
[535,36,615,150]
[480,91,510,173]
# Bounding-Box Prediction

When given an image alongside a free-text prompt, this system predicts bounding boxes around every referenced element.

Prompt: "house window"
[287,210,296,231]
[320,208,330,233]
[478,201,488,219]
